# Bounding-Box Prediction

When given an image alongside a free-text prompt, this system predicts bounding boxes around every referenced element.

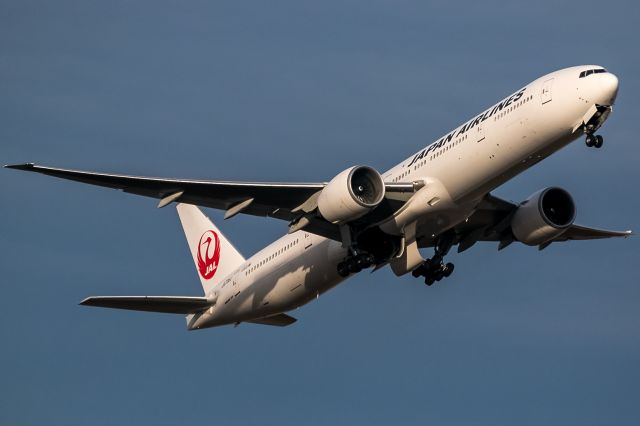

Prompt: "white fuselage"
[189,65,619,329]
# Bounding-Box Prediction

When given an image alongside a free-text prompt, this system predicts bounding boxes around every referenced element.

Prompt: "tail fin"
[176,203,245,294]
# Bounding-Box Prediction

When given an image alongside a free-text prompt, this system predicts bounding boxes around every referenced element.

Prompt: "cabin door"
[541,78,554,105]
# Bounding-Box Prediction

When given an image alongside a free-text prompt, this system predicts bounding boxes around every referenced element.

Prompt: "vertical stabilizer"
[176,203,245,294]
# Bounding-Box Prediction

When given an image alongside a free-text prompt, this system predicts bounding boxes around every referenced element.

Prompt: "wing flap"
[79,296,211,314]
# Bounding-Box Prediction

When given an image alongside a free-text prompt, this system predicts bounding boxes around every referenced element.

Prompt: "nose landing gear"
[585,133,604,148]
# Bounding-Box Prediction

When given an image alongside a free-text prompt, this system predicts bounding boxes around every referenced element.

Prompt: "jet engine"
[511,187,576,246]
[317,166,385,224]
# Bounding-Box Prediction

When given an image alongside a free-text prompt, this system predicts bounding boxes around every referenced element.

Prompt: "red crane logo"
[197,230,221,280]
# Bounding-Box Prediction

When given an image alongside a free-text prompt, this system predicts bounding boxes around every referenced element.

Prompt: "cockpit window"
[579,68,607,78]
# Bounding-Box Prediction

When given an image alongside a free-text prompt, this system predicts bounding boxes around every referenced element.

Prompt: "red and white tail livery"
[176,203,245,295]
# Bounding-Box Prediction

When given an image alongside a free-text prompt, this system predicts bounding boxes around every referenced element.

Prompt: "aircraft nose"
[598,72,619,105]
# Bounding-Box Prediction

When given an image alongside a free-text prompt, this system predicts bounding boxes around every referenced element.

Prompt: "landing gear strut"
[412,233,456,286]
[585,133,604,148]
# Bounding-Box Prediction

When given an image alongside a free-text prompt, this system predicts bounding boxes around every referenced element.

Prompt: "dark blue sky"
[2,1,639,424]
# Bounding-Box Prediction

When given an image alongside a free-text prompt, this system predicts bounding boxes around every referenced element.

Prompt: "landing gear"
[335,226,394,277]
[413,258,455,286]
[585,133,603,148]
[595,135,604,148]
[337,252,375,277]
[443,262,454,277]
[412,233,456,286]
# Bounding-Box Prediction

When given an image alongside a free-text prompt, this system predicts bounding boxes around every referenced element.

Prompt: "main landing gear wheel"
[337,253,375,277]
[414,259,455,286]
[585,134,604,148]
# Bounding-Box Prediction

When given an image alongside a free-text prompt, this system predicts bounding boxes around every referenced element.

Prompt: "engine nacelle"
[317,166,385,224]
[511,187,576,246]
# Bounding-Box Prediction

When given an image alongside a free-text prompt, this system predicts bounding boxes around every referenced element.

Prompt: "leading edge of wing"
[5,163,327,218]
[5,163,415,192]
[5,163,415,227]
[4,163,326,189]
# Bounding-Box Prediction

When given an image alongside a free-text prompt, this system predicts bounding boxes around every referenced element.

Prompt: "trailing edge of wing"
[79,296,211,314]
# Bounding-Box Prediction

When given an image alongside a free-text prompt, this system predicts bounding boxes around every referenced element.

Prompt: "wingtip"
[4,163,35,170]
[78,297,93,306]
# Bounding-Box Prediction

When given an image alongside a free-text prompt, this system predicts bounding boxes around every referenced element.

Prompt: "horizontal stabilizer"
[80,296,211,314]
[246,313,297,327]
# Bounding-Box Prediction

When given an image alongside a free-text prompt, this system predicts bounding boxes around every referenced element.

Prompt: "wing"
[419,193,632,251]
[79,296,211,314]
[6,163,415,241]
[6,163,325,218]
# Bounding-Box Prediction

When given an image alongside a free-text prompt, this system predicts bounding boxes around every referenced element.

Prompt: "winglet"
[4,163,35,170]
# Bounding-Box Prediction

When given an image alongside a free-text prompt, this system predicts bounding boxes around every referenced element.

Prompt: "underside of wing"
[418,193,632,251]
[6,163,415,242]
[417,193,516,249]
[79,296,211,314]
[6,163,324,219]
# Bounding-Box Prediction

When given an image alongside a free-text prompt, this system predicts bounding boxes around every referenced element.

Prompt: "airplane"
[6,65,632,330]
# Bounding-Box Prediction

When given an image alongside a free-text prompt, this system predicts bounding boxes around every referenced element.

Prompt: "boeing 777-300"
[6,65,631,329]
